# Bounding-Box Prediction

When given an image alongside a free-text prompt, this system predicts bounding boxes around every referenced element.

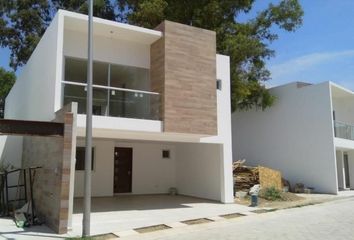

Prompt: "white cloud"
[269,50,354,80]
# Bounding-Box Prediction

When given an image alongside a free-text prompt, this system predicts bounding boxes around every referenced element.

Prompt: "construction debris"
[233,160,282,193]
[294,183,305,193]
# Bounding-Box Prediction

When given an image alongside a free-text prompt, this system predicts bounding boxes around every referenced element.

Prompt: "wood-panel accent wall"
[150,21,217,135]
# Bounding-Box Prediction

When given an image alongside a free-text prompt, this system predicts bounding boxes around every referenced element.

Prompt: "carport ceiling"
[0,119,64,137]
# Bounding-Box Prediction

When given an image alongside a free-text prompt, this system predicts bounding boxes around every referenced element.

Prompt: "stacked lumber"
[258,166,282,190]
[233,160,282,192]
[233,160,259,192]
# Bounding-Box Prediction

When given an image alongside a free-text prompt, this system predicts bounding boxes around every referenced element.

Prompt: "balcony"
[63,57,160,121]
[63,82,160,120]
[334,121,354,141]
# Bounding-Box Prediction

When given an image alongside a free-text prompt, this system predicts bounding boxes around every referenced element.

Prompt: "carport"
[0,103,77,234]
[70,194,253,236]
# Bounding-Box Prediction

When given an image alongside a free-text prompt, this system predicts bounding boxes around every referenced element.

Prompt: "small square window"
[76,147,95,170]
[162,150,170,159]
[216,79,222,90]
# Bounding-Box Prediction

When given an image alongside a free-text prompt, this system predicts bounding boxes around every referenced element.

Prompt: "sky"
[256,0,354,90]
[1,0,354,90]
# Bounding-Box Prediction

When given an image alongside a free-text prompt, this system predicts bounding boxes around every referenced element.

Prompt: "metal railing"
[62,81,161,120]
[334,121,354,141]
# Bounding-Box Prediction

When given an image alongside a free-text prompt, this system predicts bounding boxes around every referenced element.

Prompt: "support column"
[347,151,354,189]
[336,150,346,189]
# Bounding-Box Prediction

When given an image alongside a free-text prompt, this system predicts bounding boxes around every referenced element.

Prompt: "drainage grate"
[220,213,246,219]
[134,224,171,234]
[91,233,119,239]
[251,209,276,214]
[181,218,214,225]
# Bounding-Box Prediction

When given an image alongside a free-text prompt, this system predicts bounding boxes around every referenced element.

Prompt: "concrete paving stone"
[114,229,139,237]
[165,222,188,228]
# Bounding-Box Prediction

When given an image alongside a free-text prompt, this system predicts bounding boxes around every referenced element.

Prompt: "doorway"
[344,153,350,189]
[114,147,133,193]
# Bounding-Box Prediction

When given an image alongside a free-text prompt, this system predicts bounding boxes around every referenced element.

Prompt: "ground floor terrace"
[73,137,232,201]
[66,136,234,234]
[334,135,354,192]
[335,148,354,191]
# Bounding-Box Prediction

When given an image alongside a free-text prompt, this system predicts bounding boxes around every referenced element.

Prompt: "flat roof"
[59,10,162,45]
[330,82,354,98]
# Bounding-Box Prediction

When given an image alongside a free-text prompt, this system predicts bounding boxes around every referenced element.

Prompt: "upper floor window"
[63,57,160,120]
[64,57,149,91]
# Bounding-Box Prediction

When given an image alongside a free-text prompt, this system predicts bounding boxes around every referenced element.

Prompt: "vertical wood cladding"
[151,21,217,135]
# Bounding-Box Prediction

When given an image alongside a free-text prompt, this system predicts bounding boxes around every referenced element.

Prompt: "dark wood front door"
[114,147,133,193]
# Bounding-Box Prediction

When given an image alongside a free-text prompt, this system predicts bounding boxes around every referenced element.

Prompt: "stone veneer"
[22,103,77,234]
[150,21,217,136]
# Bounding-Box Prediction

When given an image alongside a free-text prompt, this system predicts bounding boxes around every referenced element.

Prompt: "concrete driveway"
[123,197,354,240]
[71,195,254,237]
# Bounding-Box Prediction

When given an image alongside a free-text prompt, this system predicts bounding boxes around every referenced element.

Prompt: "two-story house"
[233,81,354,194]
[2,10,234,233]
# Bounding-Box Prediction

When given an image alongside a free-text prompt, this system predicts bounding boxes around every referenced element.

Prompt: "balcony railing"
[63,81,160,120]
[334,121,354,141]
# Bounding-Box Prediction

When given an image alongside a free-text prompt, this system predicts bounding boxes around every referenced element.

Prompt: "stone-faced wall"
[22,103,77,234]
[150,21,217,136]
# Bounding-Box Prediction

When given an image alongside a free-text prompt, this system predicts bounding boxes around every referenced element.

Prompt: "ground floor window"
[75,147,95,170]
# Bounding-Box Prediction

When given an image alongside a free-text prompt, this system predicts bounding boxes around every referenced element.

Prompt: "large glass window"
[63,57,160,120]
[110,64,149,91]
[64,58,108,85]
[65,58,87,83]
[93,61,108,86]
[63,84,86,114]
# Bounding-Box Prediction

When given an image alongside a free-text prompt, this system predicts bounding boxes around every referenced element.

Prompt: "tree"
[0,67,16,118]
[0,0,303,111]
[118,0,304,111]
[0,0,116,71]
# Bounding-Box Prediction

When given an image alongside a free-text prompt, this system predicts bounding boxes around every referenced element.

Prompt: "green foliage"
[0,0,304,111]
[0,0,116,70]
[260,186,282,201]
[119,0,303,111]
[0,67,16,118]
[0,67,16,98]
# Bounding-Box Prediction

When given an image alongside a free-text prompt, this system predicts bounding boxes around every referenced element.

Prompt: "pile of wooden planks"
[233,160,282,192]
[233,160,259,192]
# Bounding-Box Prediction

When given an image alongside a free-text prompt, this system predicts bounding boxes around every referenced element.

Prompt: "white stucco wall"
[0,136,23,168]
[332,97,354,125]
[76,115,162,133]
[232,82,338,194]
[74,139,176,197]
[63,29,150,70]
[176,142,222,202]
[1,14,63,194]
[5,14,63,121]
[201,54,233,203]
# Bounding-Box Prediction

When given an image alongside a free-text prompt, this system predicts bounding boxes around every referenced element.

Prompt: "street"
[124,197,354,240]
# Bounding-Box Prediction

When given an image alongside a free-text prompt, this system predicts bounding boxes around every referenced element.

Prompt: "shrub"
[259,186,282,201]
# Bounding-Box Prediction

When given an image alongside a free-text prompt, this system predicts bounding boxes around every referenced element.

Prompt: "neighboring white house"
[232,81,354,194]
[1,10,234,233]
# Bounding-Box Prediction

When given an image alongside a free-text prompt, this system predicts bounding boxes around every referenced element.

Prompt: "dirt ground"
[234,192,346,209]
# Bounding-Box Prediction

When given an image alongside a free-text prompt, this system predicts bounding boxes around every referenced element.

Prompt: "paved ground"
[123,197,354,240]
[71,195,254,236]
[0,195,254,239]
[1,195,353,239]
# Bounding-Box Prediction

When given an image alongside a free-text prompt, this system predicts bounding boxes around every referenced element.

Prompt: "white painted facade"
[232,81,354,194]
[3,9,234,210]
